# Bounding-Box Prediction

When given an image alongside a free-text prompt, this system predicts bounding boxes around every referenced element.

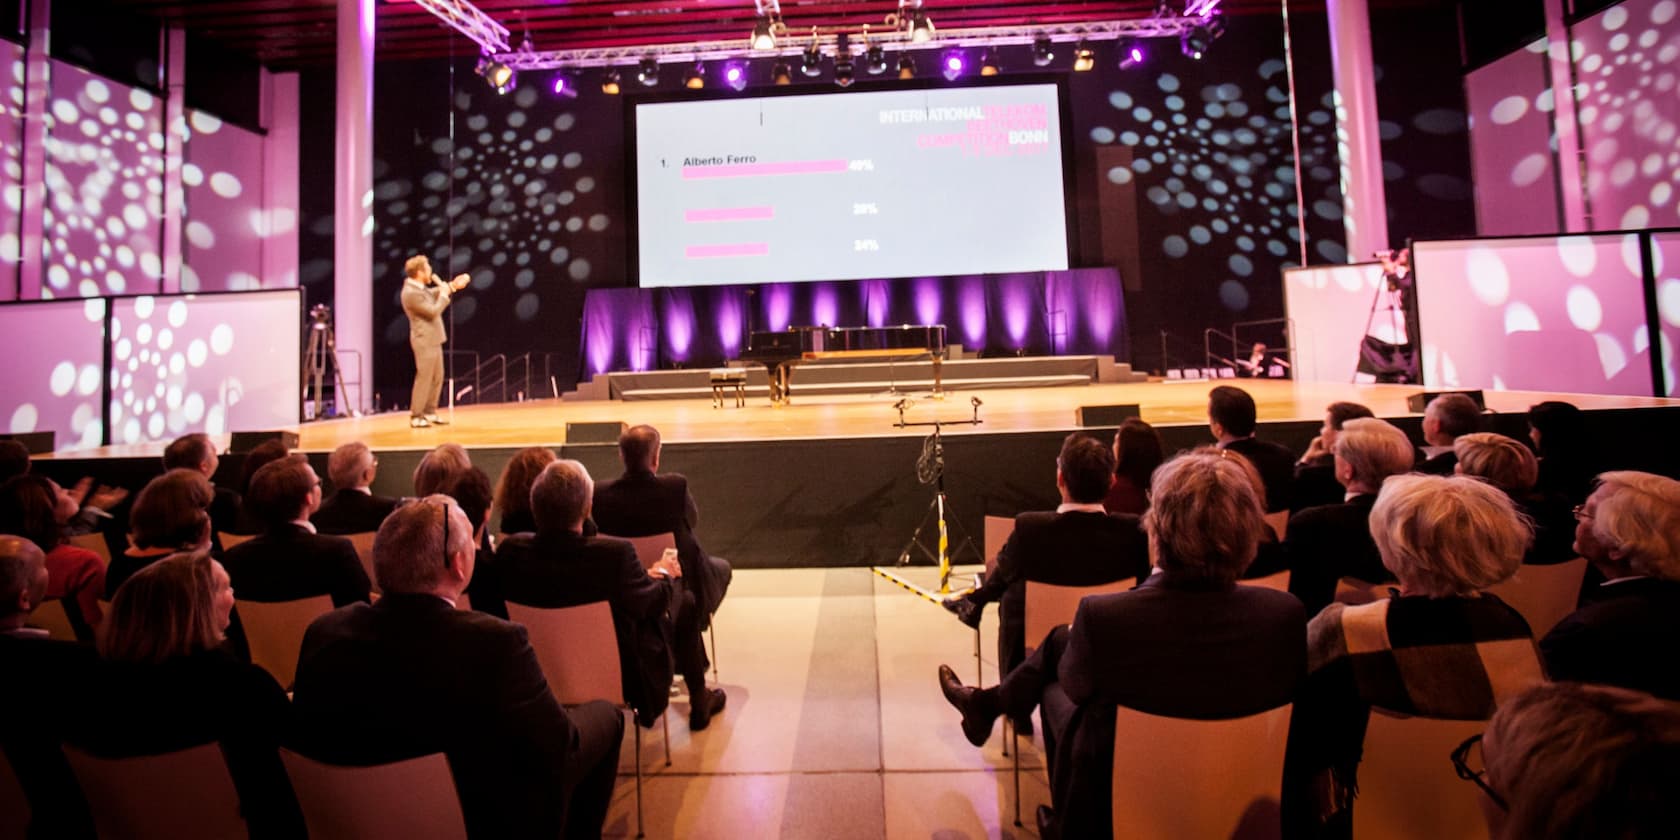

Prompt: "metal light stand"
[879,397,984,594]
[303,304,358,420]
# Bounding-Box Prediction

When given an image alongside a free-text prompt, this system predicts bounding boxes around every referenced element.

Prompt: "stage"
[34,375,1680,569]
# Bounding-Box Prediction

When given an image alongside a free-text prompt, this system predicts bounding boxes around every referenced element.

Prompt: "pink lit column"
[161,27,186,293]
[1326,0,1389,260]
[1543,1,1590,231]
[260,69,301,288]
[334,0,375,413]
[15,0,49,299]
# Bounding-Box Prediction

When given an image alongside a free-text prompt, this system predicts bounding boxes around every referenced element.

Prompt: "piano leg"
[931,353,945,398]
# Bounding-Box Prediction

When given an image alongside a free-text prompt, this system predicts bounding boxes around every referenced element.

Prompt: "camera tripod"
[303,304,358,420]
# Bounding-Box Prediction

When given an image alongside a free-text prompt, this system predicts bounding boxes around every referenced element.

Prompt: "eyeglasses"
[1572,504,1593,521]
[1450,733,1506,811]
[438,500,451,570]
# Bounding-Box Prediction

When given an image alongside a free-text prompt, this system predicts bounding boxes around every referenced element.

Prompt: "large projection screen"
[1414,234,1656,396]
[632,81,1070,288]
[0,299,108,450]
[1283,262,1391,384]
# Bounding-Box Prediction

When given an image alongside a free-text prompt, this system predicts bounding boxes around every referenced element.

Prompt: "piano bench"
[710,369,747,408]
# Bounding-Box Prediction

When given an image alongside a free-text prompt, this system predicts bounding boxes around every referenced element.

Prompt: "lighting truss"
[490,16,1216,71]
[411,0,511,55]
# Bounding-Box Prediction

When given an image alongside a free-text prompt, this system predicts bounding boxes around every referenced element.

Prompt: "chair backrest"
[236,595,335,689]
[345,532,379,594]
[62,742,246,840]
[27,599,78,642]
[1263,510,1289,542]
[505,600,623,706]
[1024,578,1135,651]
[1112,704,1293,840]
[280,749,467,840]
[1353,710,1489,840]
[599,532,676,572]
[1241,570,1292,592]
[1487,558,1588,638]
[67,532,112,567]
[983,515,1015,578]
[1334,577,1392,606]
[218,532,256,550]
[0,747,29,840]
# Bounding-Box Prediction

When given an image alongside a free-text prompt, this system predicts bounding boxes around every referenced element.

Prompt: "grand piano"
[739,325,947,404]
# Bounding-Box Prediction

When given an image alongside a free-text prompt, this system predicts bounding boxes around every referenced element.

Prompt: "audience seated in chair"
[497,459,687,729]
[1286,418,1416,615]
[437,466,498,616]
[493,446,557,536]
[231,440,291,535]
[1287,474,1542,837]
[310,442,399,536]
[0,535,99,839]
[1527,400,1597,506]
[223,455,371,608]
[1,476,107,639]
[1292,402,1374,513]
[1186,446,1290,580]
[412,443,472,497]
[1540,471,1680,701]
[105,469,216,598]
[1416,393,1483,475]
[163,433,242,547]
[289,495,624,838]
[71,550,302,838]
[937,451,1307,839]
[1208,385,1296,513]
[1,440,130,539]
[1453,432,1577,566]
[1102,418,1163,516]
[1478,682,1680,840]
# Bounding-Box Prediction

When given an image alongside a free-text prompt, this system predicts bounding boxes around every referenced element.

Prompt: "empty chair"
[345,532,378,594]
[236,594,335,689]
[506,599,668,839]
[1352,710,1489,840]
[1488,558,1588,638]
[26,599,77,642]
[1242,570,1292,592]
[280,748,466,840]
[975,515,1016,685]
[62,742,246,840]
[1112,704,1293,839]
[1334,577,1393,606]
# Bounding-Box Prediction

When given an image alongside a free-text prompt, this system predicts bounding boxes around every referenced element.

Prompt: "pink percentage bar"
[683,159,848,179]
[685,243,770,258]
[684,206,775,223]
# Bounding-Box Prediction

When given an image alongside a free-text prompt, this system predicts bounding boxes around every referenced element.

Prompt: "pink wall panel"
[1654,231,1680,396]
[0,41,24,300]
[1464,41,1561,236]
[0,299,107,449]
[1283,262,1392,383]
[182,110,272,291]
[1572,0,1680,231]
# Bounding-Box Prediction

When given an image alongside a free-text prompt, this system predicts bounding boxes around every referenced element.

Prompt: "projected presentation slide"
[1415,234,1656,397]
[1283,262,1389,384]
[635,83,1069,287]
[109,290,300,444]
[0,299,108,451]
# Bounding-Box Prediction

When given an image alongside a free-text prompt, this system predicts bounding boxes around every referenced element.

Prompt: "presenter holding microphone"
[401,254,470,428]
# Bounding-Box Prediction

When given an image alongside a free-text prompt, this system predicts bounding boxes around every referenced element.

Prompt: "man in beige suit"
[401,255,470,428]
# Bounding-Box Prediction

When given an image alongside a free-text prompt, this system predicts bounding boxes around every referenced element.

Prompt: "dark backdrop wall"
[298,8,1475,407]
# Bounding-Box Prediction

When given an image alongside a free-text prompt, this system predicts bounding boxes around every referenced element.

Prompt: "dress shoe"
[689,687,727,731]
[938,664,999,747]
[409,416,430,428]
[941,595,983,630]
[424,414,449,425]
[1035,805,1060,840]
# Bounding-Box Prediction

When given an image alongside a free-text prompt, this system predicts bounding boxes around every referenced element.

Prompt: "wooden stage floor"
[50,378,1680,459]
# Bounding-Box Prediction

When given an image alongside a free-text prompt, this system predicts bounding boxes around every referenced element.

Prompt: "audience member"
[73,551,301,837]
[0,439,29,481]
[497,460,684,727]
[106,468,215,597]
[1478,682,1680,840]
[1102,418,1163,516]
[1186,446,1288,579]
[1285,417,1415,614]
[1454,432,1576,566]
[942,433,1149,699]
[412,442,472,497]
[232,439,291,534]
[1417,392,1483,475]
[2,439,129,539]
[163,433,242,544]
[222,455,370,608]
[0,535,98,838]
[1528,400,1596,505]
[1288,474,1540,835]
[1207,385,1295,512]
[310,442,399,535]
[493,446,557,535]
[1292,401,1375,513]
[0,475,106,638]
[437,466,500,614]
[1540,471,1680,701]
[290,496,623,838]
[938,451,1306,838]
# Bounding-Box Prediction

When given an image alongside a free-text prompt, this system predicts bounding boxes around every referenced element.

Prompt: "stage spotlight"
[1182,27,1210,60]
[1031,35,1054,67]
[637,56,659,86]
[897,53,916,79]
[1116,38,1145,69]
[940,48,965,81]
[750,15,777,50]
[684,61,706,89]
[802,35,824,77]
[1071,39,1095,72]
[722,60,749,91]
[772,60,793,85]
[600,68,622,94]
[979,47,1000,76]
[477,56,515,94]
[549,72,578,99]
[908,11,935,43]
[833,33,854,87]
[865,44,888,75]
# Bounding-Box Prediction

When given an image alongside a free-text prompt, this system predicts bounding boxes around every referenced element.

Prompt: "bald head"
[619,425,661,472]
[0,535,49,624]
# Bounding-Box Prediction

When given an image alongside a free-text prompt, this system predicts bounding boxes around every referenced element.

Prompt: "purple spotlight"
[550,73,578,98]
[1117,39,1146,70]
[765,284,793,331]
[941,49,965,81]
[722,61,748,92]
[913,277,942,326]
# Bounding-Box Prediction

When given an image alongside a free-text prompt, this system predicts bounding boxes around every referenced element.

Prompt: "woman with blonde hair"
[1454,432,1575,565]
[104,468,215,597]
[493,446,557,534]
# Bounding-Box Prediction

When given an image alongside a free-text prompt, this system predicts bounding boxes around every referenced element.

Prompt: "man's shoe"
[1035,805,1060,840]
[941,595,983,630]
[689,687,727,731]
[938,664,999,747]
[409,416,430,428]
[424,414,449,426]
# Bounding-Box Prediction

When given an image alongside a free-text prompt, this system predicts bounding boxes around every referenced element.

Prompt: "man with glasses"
[222,454,371,607]
[311,442,400,535]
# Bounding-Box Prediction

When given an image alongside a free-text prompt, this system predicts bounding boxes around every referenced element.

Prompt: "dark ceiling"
[103,1,1443,71]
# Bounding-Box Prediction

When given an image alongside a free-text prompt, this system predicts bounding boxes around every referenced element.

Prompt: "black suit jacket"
[591,469,726,619]
[1,632,98,839]
[495,530,676,723]
[309,490,400,536]
[222,525,371,608]
[1291,454,1344,514]
[290,594,580,838]
[1285,493,1391,615]
[1417,450,1458,476]
[1541,577,1680,701]
[1225,437,1297,513]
